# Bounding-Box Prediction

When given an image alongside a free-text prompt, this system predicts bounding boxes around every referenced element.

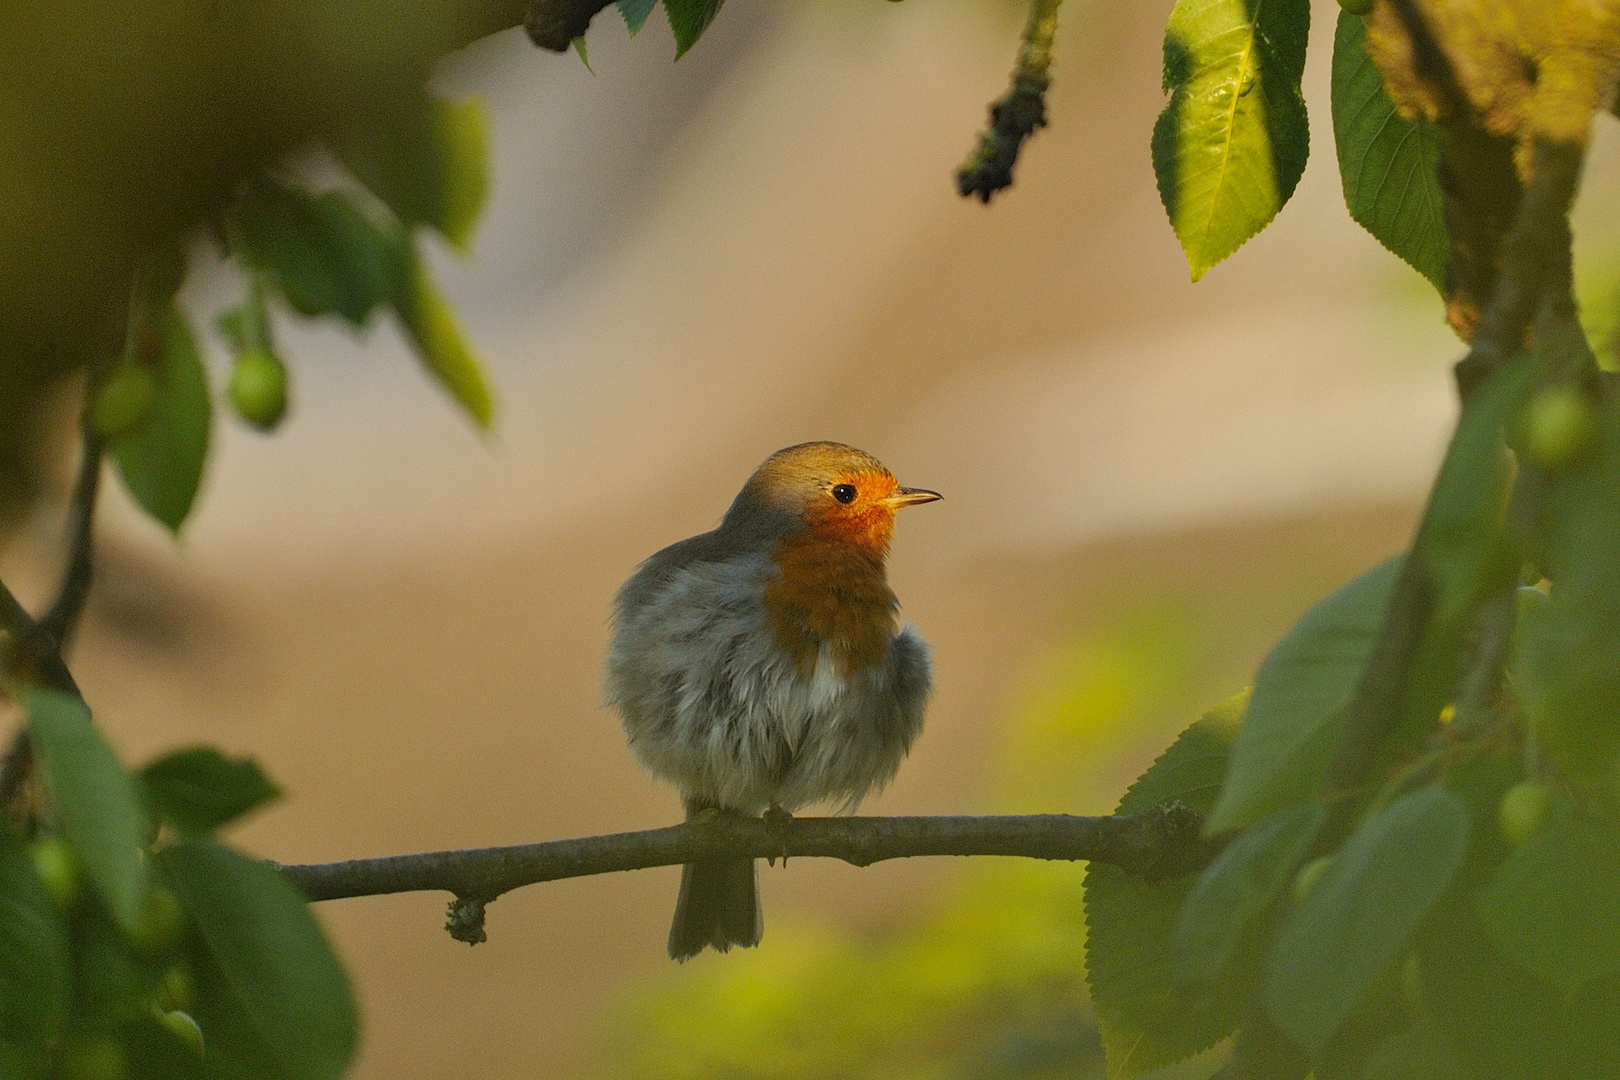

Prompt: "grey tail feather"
[668,856,761,961]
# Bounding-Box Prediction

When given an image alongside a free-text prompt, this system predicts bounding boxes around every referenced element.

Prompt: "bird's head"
[722,442,940,556]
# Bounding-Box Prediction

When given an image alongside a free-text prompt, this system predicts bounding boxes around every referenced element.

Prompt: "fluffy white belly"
[607,553,930,813]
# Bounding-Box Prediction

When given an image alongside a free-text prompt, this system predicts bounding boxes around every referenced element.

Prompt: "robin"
[607,442,940,960]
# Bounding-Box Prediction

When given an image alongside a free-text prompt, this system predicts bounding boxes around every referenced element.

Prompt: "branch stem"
[278,805,1213,905]
[956,0,1064,202]
[39,428,103,649]
[1320,140,1583,825]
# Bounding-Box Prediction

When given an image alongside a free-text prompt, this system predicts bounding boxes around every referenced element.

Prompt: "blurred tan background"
[7,0,1620,1075]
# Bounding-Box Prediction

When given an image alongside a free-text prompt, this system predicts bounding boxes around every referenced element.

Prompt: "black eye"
[832,483,858,504]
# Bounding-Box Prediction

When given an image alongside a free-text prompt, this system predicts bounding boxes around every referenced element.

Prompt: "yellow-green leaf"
[395,256,495,429]
[1152,0,1311,280]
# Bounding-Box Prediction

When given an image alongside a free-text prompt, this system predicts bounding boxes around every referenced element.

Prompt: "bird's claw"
[763,803,792,866]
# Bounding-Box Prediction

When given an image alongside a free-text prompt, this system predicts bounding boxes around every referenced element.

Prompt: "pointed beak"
[884,486,942,508]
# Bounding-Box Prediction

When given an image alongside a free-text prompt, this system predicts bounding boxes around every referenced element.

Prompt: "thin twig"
[39,428,103,649]
[956,0,1064,202]
[278,805,1216,905]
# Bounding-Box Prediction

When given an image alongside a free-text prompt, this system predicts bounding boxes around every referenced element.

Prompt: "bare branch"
[278,804,1216,907]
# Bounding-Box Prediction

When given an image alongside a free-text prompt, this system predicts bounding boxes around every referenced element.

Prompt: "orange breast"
[763,530,897,678]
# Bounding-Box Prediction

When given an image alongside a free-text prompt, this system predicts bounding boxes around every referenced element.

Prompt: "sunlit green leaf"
[664,0,725,58]
[619,0,658,34]
[161,840,357,1080]
[0,832,69,1076]
[1207,557,1402,832]
[1171,802,1322,987]
[1152,0,1311,280]
[394,254,495,429]
[23,687,149,930]
[109,302,211,533]
[1266,786,1470,1055]
[141,747,281,837]
[1475,800,1620,995]
[1330,11,1447,291]
[233,181,407,326]
[1085,694,1247,1079]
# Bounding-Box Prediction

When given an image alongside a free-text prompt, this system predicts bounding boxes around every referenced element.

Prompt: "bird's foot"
[763,803,792,866]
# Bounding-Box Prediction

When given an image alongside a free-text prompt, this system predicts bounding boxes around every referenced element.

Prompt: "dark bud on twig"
[956,78,1049,203]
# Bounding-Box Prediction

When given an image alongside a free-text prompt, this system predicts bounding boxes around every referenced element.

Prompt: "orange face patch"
[762,469,902,678]
[800,470,901,555]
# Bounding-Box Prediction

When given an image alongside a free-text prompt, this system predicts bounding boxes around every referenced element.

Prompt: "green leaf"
[1207,557,1403,832]
[23,687,149,929]
[618,0,658,34]
[1416,352,1529,628]
[1265,786,1470,1055]
[71,904,151,1027]
[664,0,725,58]
[1330,11,1447,291]
[1356,1022,1464,1080]
[1475,800,1620,995]
[1152,0,1311,280]
[1418,893,1620,1079]
[140,747,281,837]
[394,253,495,429]
[1514,385,1620,783]
[160,840,358,1080]
[233,180,408,326]
[0,832,70,1075]
[108,302,211,533]
[337,94,491,253]
[1085,694,1247,1079]
[124,1014,209,1080]
[1171,802,1322,987]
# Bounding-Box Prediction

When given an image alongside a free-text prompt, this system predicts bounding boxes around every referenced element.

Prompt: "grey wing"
[875,625,932,767]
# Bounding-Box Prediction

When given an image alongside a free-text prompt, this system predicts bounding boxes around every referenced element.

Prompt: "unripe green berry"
[28,834,81,909]
[126,886,186,955]
[1525,388,1597,469]
[1292,855,1333,902]
[58,1036,126,1080]
[1498,781,1552,847]
[89,366,156,440]
[158,1010,204,1057]
[1338,0,1374,14]
[229,349,288,431]
[153,963,195,1014]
